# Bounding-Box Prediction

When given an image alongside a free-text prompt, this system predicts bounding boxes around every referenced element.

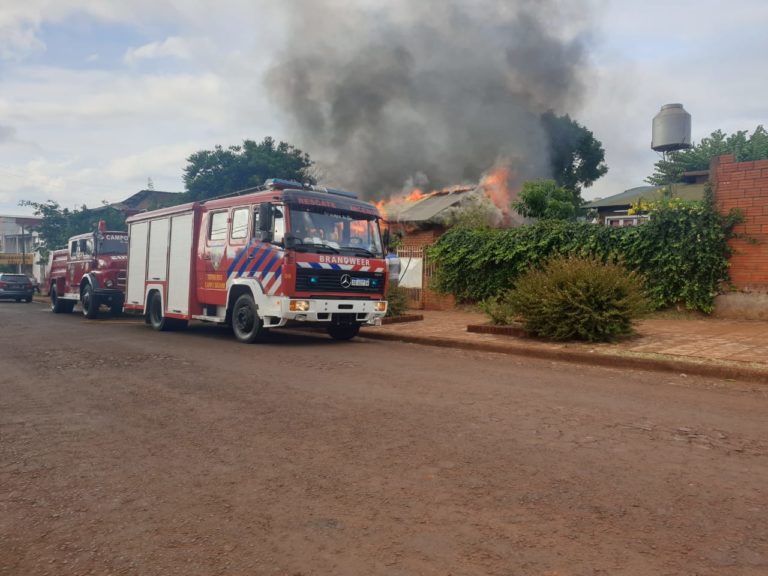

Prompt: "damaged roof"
[396,188,476,223]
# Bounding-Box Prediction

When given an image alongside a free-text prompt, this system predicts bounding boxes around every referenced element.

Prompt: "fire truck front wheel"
[327,323,361,341]
[81,284,99,319]
[231,294,264,344]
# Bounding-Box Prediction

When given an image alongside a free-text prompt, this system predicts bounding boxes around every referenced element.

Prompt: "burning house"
[380,168,527,310]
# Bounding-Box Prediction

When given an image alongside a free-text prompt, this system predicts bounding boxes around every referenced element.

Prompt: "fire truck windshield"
[287,206,383,257]
[98,234,128,255]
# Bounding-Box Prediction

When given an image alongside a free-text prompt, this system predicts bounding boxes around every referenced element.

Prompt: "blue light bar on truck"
[263,178,358,199]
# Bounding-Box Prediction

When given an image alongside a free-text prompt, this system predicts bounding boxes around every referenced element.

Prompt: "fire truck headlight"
[375,301,387,313]
[289,300,311,312]
[105,279,114,288]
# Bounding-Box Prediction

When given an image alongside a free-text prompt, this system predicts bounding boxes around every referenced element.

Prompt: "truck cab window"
[231,207,249,240]
[70,242,77,257]
[209,211,227,241]
[252,206,260,237]
[81,239,94,256]
[273,207,285,245]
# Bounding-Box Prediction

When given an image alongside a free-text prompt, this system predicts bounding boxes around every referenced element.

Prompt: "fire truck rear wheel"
[231,294,264,344]
[148,293,170,331]
[50,286,74,314]
[81,284,99,319]
[327,323,361,341]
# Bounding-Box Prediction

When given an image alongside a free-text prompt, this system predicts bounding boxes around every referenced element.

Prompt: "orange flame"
[480,165,519,223]
[406,188,425,202]
[375,187,428,219]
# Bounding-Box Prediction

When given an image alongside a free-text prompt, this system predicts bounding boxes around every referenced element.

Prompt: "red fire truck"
[124,179,388,342]
[48,221,128,317]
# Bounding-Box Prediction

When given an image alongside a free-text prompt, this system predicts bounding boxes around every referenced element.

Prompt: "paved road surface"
[1,301,767,575]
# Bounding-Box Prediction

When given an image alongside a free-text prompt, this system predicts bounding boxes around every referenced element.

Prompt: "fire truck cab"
[48,221,128,318]
[124,179,388,342]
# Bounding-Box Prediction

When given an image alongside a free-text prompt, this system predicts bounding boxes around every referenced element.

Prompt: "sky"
[1,0,766,215]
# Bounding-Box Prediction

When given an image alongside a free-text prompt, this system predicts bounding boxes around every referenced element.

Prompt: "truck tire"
[231,294,263,343]
[327,323,361,341]
[50,286,74,314]
[147,293,170,331]
[81,284,99,319]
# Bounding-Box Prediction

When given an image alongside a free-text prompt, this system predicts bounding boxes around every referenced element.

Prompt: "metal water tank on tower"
[652,103,692,152]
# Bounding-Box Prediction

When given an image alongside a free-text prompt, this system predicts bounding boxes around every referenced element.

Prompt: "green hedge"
[428,200,740,313]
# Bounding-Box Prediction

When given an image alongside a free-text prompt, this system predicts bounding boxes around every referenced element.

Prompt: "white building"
[0,215,42,280]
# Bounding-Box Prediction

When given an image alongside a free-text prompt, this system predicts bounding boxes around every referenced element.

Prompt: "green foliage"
[513,179,576,220]
[183,136,316,201]
[648,126,768,186]
[19,200,127,263]
[540,111,608,201]
[479,292,518,325]
[429,200,739,314]
[385,283,409,317]
[503,256,649,342]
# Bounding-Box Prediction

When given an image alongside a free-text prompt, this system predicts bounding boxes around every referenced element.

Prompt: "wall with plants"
[428,200,741,313]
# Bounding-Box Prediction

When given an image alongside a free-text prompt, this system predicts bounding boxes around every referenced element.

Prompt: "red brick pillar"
[712,154,768,289]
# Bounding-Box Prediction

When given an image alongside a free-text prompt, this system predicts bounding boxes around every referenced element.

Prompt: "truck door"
[66,240,78,294]
[197,209,230,306]
[67,238,92,295]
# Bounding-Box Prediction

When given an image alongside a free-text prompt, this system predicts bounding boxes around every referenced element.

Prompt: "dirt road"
[1,302,767,575]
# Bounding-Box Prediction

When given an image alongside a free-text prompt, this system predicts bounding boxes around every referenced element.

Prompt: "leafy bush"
[385,283,409,317]
[429,199,740,313]
[479,293,518,325]
[505,256,650,342]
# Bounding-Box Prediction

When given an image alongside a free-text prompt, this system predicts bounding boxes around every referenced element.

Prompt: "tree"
[513,179,576,220]
[540,111,608,203]
[183,137,316,201]
[647,126,768,186]
[18,200,126,263]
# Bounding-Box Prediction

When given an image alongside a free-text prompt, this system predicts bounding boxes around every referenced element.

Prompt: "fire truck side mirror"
[258,202,273,242]
[382,228,391,250]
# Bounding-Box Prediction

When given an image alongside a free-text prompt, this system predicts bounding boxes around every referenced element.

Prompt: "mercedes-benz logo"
[340,274,352,288]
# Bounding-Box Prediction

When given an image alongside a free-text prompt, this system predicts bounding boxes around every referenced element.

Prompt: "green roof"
[585,183,707,208]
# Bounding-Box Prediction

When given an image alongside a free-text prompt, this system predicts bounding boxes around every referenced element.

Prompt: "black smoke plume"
[266,0,593,199]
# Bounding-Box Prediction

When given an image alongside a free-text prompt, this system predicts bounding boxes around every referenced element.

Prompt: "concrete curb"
[359,330,768,384]
[382,314,424,325]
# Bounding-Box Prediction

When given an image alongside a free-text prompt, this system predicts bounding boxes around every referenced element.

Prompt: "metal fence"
[396,245,425,309]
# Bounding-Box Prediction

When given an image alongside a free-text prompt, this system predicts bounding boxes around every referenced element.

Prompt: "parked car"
[0,273,34,302]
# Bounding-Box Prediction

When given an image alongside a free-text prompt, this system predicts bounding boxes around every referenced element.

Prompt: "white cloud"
[124,36,192,65]
[3,0,768,212]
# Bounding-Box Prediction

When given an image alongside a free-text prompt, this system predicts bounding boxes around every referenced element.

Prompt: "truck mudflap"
[257,296,387,328]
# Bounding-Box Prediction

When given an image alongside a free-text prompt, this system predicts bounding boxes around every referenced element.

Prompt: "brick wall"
[712,154,768,289]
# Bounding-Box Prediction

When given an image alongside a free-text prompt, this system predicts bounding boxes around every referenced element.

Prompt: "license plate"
[350,278,370,287]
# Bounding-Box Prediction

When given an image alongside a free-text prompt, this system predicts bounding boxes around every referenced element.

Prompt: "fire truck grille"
[296,268,385,294]
[117,271,126,288]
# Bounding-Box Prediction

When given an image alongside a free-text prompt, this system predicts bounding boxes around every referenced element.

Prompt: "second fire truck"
[124,179,388,342]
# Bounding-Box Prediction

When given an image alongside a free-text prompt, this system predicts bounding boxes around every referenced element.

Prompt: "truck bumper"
[93,288,124,303]
[261,298,387,328]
